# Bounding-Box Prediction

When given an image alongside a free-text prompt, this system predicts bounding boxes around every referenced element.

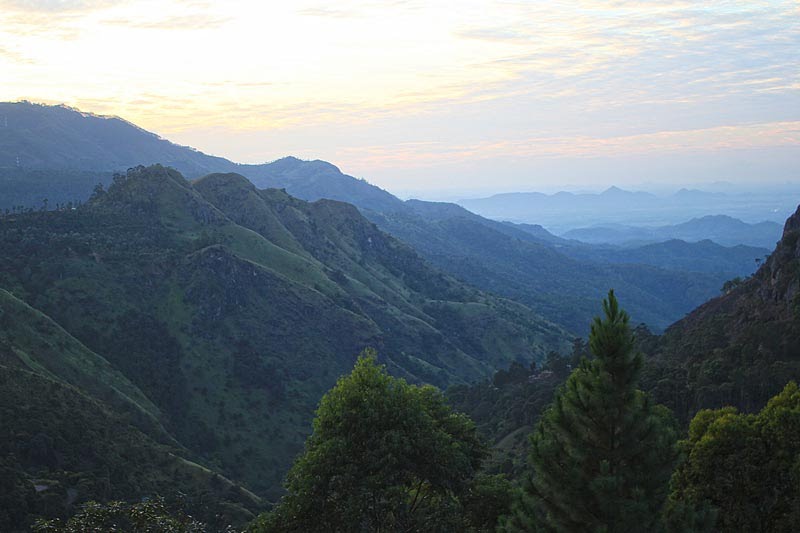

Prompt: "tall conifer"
[504,290,678,532]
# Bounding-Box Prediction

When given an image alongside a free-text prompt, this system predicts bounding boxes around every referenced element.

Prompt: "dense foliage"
[641,204,800,424]
[667,381,800,532]
[447,346,585,478]
[251,351,507,532]
[0,164,565,527]
[503,291,678,532]
[31,497,207,533]
[0,365,259,532]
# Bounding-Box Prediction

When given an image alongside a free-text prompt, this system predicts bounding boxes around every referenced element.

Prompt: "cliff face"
[642,204,800,423]
[758,205,800,307]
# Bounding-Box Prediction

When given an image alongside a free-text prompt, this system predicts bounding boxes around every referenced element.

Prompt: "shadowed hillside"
[0,165,569,508]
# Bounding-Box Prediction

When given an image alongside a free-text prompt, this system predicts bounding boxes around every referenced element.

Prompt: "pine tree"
[504,290,678,532]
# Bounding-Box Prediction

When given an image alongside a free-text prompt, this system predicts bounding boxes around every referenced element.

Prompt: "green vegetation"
[2,102,799,531]
[503,292,678,532]
[32,497,206,533]
[667,381,800,532]
[447,348,585,479]
[250,350,508,533]
[641,205,800,423]
[0,164,568,527]
[0,365,259,532]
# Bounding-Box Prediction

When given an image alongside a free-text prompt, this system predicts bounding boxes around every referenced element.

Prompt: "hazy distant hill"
[561,239,769,277]
[458,186,798,233]
[0,102,401,214]
[0,101,234,175]
[563,215,783,248]
[242,156,404,213]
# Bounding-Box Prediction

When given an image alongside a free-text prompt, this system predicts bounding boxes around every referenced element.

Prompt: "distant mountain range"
[458,185,798,233]
[0,101,769,334]
[562,215,782,249]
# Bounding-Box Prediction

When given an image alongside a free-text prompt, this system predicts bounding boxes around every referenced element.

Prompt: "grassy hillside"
[0,365,261,532]
[0,165,570,505]
[1,102,750,336]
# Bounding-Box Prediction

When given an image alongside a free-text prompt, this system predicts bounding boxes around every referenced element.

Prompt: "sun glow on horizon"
[2,0,798,192]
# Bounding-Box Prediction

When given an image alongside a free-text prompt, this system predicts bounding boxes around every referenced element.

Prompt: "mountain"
[194,154,727,334]
[563,215,783,248]
[0,165,569,515]
[640,204,800,422]
[0,101,233,175]
[366,201,722,334]
[0,290,262,531]
[0,102,400,214]
[458,187,797,234]
[0,102,751,334]
[561,239,769,277]
[450,204,800,476]
[457,188,660,225]
[503,221,567,244]
[241,156,404,213]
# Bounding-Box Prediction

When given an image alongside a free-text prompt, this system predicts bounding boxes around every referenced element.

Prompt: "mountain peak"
[601,185,627,195]
[782,204,800,238]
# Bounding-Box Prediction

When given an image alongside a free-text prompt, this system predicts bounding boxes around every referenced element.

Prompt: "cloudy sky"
[2,0,798,196]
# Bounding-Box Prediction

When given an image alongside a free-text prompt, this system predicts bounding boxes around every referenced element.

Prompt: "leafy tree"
[249,349,488,532]
[504,290,678,532]
[461,474,515,532]
[31,497,207,533]
[667,381,800,532]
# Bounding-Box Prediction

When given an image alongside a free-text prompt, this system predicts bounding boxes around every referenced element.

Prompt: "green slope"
[0,102,742,336]
[640,204,800,423]
[0,288,165,431]
[0,364,261,532]
[450,205,800,476]
[0,165,570,503]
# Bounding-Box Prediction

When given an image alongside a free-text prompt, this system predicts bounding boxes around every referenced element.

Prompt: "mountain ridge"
[0,102,767,334]
[0,164,570,507]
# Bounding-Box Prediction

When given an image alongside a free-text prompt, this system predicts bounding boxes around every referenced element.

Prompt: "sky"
[1,0,799,197]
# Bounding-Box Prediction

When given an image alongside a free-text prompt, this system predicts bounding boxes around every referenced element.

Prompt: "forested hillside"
[450,204,800,481]
[0,103,765,335]
[641,204,800,422]
[0,165,567,525]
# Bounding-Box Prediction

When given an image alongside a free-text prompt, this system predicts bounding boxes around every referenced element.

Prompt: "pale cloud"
[330,121,800,170]
[0,0,123,11]
[103,14,232,30]
[0,0,798,191]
